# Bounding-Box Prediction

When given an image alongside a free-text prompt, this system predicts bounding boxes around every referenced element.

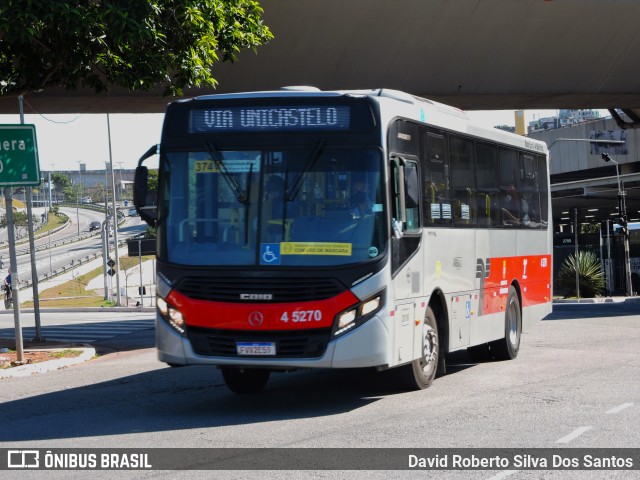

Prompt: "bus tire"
[398,306,439,390]
[489,286,521,360]
[221,367,270,394]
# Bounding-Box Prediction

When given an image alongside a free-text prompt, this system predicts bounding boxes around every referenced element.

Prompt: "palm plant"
[555,251,605,298]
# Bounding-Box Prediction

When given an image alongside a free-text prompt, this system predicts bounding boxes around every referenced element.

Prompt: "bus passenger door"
[393,302,416,364]
[390,157,423,365]
[390,157,423,300]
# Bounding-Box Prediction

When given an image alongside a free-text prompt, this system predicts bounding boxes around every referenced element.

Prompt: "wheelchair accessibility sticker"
[261,243,281,265]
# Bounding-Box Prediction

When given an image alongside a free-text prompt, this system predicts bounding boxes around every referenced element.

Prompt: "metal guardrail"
[3,212,134,291]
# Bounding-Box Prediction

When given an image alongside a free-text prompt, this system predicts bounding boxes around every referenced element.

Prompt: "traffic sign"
[107,258,115,268]
[0,124,40,186]
[107,268,116,277]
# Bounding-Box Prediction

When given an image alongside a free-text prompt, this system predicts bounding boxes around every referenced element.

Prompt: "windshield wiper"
[206,141,250,205]
[286,139,324,202]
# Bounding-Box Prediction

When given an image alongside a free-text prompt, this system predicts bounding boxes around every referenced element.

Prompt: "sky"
[0,108,608,172]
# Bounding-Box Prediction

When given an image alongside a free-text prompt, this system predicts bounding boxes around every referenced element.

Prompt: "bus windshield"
[161,146,386,267]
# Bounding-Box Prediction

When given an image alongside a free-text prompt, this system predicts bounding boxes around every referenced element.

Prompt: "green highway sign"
[0,124,41,187]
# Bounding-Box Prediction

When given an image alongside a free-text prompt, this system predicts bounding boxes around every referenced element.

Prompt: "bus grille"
[176,277,344,303]
[188,328,332,358]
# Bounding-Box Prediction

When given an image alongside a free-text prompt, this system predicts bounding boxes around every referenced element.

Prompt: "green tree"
[0,1,272,96]
[51,172,71,191]
[0,211,37,238]
[63,183,82,203]
[147,169,159,194]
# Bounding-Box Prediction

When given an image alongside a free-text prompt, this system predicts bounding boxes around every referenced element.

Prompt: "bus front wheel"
[221,367,270,394]
[399,306,439,390]
[489,286,521,360]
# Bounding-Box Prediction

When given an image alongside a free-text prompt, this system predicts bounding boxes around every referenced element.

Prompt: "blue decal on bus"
[261,243,281,265]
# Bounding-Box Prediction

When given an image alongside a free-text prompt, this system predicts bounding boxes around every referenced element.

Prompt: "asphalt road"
[0,303,638,480]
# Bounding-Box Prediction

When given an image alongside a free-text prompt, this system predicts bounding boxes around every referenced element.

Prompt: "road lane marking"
[556,426,592,444]
[606,402,633,414]
[487,470,518,480]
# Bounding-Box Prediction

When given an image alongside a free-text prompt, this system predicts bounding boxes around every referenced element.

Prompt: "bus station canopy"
[1,0,640,115]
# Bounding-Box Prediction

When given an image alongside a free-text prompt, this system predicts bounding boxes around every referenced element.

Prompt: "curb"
[553,297,640,304]
[0,345,96,379]
[0,307,156,315]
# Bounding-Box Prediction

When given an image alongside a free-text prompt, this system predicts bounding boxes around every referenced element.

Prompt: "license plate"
[236,342,276,356]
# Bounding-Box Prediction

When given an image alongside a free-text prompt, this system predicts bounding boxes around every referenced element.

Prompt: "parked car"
[128,209,138,217]
[89,221,100,231]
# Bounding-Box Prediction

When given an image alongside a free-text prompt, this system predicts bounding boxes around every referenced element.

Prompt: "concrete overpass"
[1,0,640,119]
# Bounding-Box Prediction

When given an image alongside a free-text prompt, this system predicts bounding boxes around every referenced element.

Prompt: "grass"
[49,349,83,359]
[22,255,154,308]
[39,212,68,235]
[0,347,83,369]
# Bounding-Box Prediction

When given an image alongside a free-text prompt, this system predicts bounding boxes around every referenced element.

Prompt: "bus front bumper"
[156,313,390,370]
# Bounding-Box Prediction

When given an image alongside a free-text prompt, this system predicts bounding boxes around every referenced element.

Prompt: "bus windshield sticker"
[260,244,281,265]
[194,158,259,174]
[191,106,351,133]
[280,242,352,256]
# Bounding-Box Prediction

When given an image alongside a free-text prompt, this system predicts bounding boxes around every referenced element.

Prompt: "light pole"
[601,152,633,296]
[117,161,124,203]
[76,162,83,236]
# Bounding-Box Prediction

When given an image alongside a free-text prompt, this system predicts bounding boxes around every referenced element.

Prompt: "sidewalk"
[0,342,96,379]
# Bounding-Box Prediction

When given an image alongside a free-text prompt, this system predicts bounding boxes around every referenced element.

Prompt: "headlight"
[333,290,385,338]
[157,297,168,315]
[337,309,356,329]
[157,296,186,335]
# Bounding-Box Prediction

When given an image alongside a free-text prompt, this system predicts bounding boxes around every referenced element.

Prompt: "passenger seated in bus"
[520,190,547,228]
[501,185,520,225]
[349,179,370,208]
[350,190,371,219]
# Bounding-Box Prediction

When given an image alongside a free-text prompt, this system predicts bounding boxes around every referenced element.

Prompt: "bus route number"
[280,310,322,323]
[193,160,219,173]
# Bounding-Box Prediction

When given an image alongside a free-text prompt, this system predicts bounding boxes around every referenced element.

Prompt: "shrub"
[555,251,605,298]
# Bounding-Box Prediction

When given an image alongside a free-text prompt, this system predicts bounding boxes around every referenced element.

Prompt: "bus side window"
[403,161,421,231]
[475,142,500,227]
[422,131,451,226]
[520,152,541,228]
[499,147,520,227]
[537,154,549,228]
[450,135,476,227]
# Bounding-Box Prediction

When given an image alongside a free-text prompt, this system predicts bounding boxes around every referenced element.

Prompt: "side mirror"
[133,145,158,227]
[133,165,148,208]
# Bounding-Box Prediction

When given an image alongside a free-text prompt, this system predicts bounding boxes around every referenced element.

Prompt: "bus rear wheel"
[221,367,270,394]
[489,286,521,360]
[399,306,439,390]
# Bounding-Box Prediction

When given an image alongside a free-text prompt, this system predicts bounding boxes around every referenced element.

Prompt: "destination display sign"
[191,106,350,133]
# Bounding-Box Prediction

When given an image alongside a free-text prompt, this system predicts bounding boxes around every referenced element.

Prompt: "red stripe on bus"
[167,289,359,331]
[481,254,551,315]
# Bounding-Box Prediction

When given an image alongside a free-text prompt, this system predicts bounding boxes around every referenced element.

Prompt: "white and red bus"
[133,88,552,394]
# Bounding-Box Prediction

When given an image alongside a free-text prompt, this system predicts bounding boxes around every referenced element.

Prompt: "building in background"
[528,109,601,134]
